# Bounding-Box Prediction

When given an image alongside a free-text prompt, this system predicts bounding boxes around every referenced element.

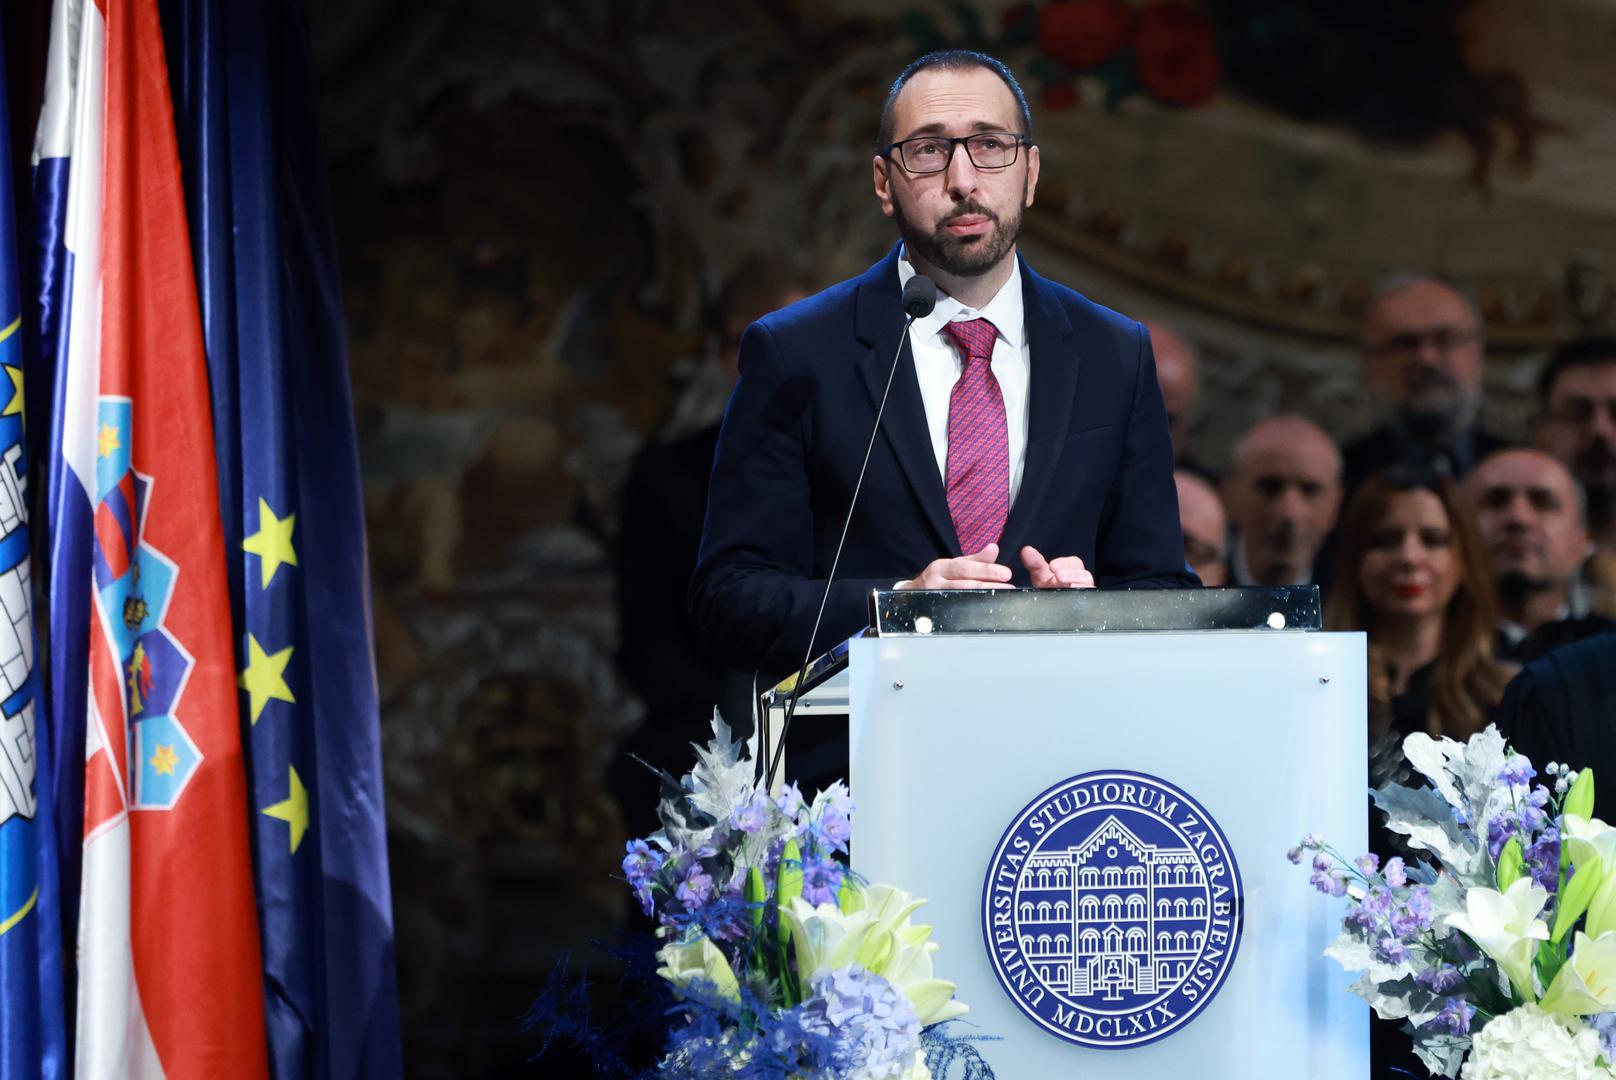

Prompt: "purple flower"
[801,855,845,906]
[1309,870,1348,897]
[1428,997,1475,1035]
[1312,853,1332,873]
[1374,936,1410,965]
[1390,888,1433,938]
[1347,906,1380,933]
[676,867,715,912]
[732,792,772,834]
[1416,965,1463,994]
[1526,831,1561,890]
[1499,755,1536,788]
[818,806,853,852]
[1286,846,1303,864]
[1355,853,1380,876]
[776,782,806,821]
[1302,833,1324,849]
[623,840,664,914]
[1487,817,1513,861]
[1384,857,1407,888]
[1360,889,1395,918]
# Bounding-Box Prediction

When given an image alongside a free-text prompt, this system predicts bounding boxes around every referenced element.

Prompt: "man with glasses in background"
[691,50,1193,681]
[1342,274,1509,495]
[1535,337,1616,555]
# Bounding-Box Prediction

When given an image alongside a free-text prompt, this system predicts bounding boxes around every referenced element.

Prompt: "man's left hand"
[1021,546,1096,589]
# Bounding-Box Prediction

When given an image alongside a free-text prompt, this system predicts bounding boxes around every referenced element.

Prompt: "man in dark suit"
[691,50,1194,680]
[1342,274,1508,495]
[1496,635,1616,824]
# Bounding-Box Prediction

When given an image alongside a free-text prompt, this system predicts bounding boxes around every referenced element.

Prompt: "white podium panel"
[847,630,1368,1079]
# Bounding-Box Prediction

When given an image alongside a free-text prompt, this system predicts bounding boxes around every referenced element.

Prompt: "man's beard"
[893,188,1024,279]
[1497,569,1552,609]
[1396,367,1475,444]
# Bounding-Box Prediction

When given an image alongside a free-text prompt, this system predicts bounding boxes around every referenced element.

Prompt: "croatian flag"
[34,0,269,1075]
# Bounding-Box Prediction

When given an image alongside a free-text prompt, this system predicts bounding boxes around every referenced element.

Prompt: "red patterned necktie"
[941,317,1009,554]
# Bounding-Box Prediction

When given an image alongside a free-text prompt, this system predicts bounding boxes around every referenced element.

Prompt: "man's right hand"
[896,543,1014,590]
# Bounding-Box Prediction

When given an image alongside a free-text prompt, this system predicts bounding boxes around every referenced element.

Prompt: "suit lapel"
[854,247,960,554]
[1000,259,1081,556]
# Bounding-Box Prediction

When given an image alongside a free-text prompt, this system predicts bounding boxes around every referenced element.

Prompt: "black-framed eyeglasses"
[880,132,1029,175]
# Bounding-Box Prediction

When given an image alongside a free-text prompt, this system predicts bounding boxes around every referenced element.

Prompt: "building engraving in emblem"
[982,771,1243,1050]
[1016,814,1211,1000]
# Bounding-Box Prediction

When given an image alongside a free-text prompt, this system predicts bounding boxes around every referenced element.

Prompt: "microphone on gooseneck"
[762,274,938,791]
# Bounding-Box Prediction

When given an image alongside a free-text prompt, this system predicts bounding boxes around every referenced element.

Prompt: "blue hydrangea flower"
[1589,1011,1616,1064]
[798,966,921,1078]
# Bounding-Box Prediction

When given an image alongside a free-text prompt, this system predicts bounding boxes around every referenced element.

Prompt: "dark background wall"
[305,1,1616,1073]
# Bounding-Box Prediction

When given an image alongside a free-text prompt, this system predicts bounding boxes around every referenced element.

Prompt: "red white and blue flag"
[34,0,270,1074]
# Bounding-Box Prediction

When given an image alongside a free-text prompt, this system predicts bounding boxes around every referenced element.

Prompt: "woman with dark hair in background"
[1327,467,1515,1079]
[1326,466,1514,788]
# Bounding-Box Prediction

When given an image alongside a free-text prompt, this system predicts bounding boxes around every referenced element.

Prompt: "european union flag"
[159,0,403,1075]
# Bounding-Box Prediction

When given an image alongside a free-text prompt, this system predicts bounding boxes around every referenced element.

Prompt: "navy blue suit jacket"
[690,246,1195,677]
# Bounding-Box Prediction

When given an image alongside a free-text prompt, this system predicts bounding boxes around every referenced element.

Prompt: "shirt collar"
[897,246,1026,349]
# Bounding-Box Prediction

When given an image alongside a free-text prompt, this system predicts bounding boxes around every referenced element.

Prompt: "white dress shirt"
[897,250,1031,505]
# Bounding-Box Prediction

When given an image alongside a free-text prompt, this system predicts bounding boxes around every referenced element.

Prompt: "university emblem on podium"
[981,770,1243,1049]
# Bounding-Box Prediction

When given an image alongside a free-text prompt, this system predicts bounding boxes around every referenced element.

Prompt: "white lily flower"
[782,885,969,1026]
[1445,877,1551,1002]
[1564,814,1616,872]
[655,933,740,1003]
[1540,931,1616,1017]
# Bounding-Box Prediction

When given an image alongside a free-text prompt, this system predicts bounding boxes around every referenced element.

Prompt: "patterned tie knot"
[942,317,999,368]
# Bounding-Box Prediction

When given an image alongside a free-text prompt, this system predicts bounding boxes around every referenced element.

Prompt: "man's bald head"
[1147,321,1199,456]
[1223,416,1343,586]
[1175,469,1227,585]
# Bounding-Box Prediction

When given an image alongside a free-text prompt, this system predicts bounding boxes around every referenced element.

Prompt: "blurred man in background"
[1148,321,1212,479]
[1175,469,1227,586]
[1535,337,1616,555]
[1464,448,1615,662]
[1345,275,1507,492]
[612,257,809,836]
[1222,416,1342,588]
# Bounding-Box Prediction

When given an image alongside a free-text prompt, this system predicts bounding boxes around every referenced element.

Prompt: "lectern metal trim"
[872,585,1321,636]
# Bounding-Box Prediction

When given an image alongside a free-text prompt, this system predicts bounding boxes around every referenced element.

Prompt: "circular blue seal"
[980,770,1243,1050]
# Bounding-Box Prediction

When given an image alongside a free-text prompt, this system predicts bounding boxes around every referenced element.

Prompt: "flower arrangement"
[622,719,979,1078]
[1296,724,1616,1078]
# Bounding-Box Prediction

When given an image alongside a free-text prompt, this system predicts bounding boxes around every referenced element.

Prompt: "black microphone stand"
[762,275,938,792]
